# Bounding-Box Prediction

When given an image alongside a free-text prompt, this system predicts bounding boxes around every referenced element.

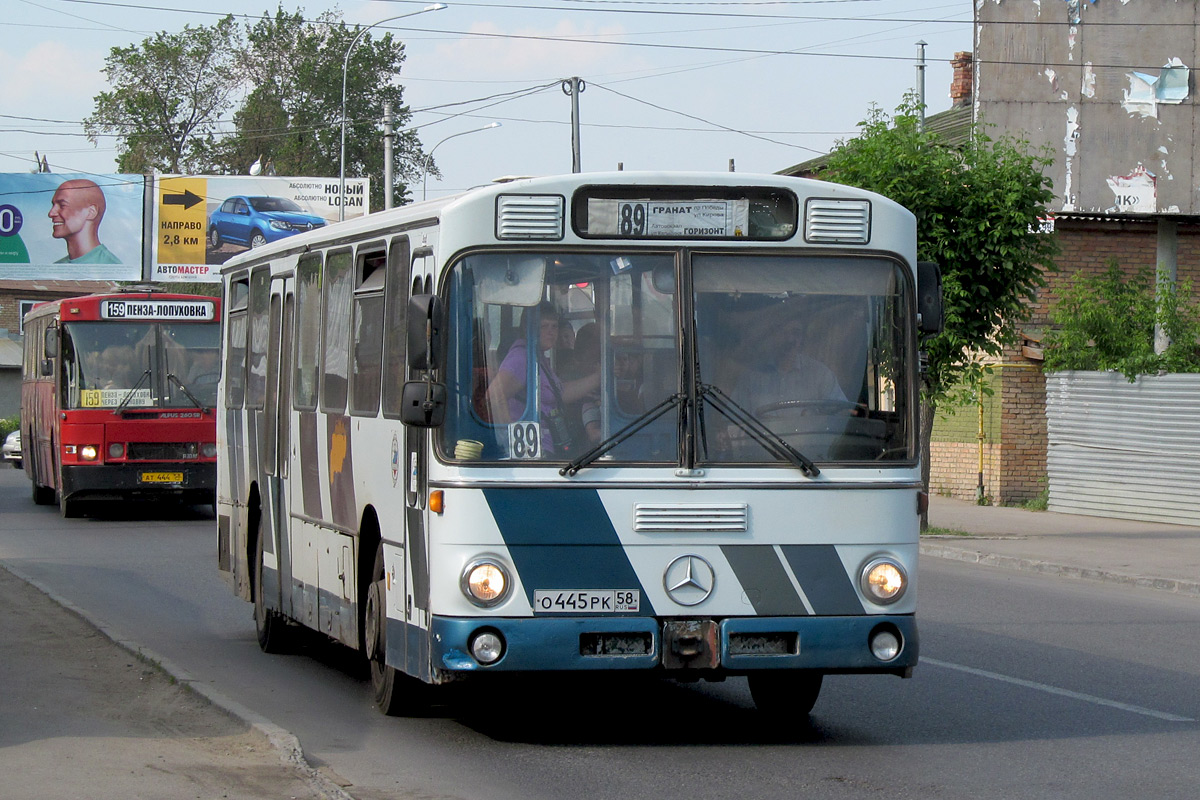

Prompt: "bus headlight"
[108,443,125,459]
[201,443,217,458]
[860,558,907,604]
[461,559,511,607]
[80,445,99,461]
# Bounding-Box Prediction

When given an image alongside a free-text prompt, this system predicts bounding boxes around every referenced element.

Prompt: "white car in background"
[2,430,21,469]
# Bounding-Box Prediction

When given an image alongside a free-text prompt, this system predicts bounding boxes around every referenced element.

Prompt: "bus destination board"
[586,198,749,239]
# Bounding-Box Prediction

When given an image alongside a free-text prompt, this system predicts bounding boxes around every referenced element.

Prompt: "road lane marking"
[923,657,1195,722]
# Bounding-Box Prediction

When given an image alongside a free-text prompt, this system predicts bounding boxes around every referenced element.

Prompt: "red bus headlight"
[108,443,125,459]
[79,445,99,461]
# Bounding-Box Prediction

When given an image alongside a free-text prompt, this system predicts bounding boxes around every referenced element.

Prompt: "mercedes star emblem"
[663,554,715,606]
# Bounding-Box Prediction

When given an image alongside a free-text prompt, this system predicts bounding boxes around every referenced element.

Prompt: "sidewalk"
[926,494,1200,597]
[0,564,348,800]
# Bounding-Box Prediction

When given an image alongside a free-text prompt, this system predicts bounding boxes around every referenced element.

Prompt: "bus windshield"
[440,250,912,466]
[61,321,221,410]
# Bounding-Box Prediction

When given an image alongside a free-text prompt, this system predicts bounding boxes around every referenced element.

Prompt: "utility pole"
[915,41,928,134]
[562,77,585,173]
[383,102,394,210]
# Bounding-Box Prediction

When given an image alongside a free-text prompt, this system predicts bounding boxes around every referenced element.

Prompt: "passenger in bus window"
[559,322,602,445]
[484,302,599,456]
[99,345,136,390]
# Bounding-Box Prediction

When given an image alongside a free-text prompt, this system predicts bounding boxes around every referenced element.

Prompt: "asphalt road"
[1,467,1197,800]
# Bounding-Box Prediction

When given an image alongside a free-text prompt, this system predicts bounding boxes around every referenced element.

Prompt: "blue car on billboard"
[207,196,326,250]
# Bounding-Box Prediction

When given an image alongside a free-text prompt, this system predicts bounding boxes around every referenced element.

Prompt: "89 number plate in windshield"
[534,590,640,613]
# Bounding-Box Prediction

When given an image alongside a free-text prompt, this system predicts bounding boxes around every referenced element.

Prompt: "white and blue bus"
[216,172,942,716]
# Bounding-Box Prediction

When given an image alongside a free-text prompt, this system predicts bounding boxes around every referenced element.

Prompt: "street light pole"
[340,3,446,221]
[422,123,501,201]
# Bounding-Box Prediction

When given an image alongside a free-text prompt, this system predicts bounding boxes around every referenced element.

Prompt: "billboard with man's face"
[0,173,145,280]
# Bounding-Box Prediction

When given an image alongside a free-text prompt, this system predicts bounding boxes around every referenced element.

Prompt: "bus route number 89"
[509,422,541,459]
[619,202,647,237]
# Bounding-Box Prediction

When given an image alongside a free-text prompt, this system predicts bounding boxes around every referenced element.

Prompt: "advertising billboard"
[154,176,370,283]
[0,173,145,281]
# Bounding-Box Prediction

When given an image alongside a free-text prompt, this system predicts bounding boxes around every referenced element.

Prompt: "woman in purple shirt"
[484,303,599,456]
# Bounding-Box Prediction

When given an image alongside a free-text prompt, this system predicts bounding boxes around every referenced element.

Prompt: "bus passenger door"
[259,281,293,618]
[404,247,435,679]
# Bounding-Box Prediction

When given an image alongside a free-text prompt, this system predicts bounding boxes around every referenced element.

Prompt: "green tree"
[84,17,242,174]
[215,7,425,209]
[821,96,1059,513]
[1043,260,1200,379]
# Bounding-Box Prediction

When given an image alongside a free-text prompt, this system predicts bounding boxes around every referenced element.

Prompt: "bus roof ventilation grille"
[804,198,871,244]
[496,194,565,240]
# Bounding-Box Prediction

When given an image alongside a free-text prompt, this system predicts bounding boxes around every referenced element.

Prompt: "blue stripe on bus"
[780,545,864,616]
[483,488,656,616]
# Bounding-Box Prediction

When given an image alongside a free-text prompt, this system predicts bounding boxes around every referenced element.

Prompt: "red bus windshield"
[60,320,220,410]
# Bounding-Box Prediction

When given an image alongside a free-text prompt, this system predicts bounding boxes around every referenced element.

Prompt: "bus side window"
[321,249,353,414]
[350,247,386,416]
[381,236,411,418]
[245,267,270,410]
[226,274,250,409]
[294,254,322,411]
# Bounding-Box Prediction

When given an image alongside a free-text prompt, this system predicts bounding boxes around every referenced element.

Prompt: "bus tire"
[366,542,429,716]
[254,528,294,654]
[31,477,55,506]
[747,671,823,718]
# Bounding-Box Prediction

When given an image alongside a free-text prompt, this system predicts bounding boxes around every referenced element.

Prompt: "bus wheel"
[366,543,428,716]
[747,671,823,718]
[254,531,293,654]
[31,479,55,506]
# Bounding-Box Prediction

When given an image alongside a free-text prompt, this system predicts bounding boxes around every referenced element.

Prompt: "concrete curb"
[920,542,1200,597]
[0,561,355,800]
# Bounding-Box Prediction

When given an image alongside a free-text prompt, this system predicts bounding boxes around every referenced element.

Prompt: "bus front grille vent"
[804,198,871,244]
[496,194,565,240]
[633,503,748,533]
[126,442,200,461]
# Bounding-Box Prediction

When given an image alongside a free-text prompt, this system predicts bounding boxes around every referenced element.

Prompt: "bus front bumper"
[422,614,917,677]
[60,462,216,503]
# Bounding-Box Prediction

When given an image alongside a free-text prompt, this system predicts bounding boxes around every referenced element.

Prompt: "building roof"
[777,104,974,178]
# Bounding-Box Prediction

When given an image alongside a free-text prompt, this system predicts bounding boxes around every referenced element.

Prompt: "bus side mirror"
[917,261,944,335]
[400,381,447,428]
[44,326,59,358]
[40,359,54,377]
[407,294,444,372]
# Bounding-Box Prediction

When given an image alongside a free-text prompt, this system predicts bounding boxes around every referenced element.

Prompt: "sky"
[2,0,973,202]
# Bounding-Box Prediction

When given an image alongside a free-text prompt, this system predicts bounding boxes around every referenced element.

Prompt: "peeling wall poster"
[1106,166,1157,213]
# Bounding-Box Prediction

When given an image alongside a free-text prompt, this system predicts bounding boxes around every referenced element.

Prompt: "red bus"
[21,290,221,517]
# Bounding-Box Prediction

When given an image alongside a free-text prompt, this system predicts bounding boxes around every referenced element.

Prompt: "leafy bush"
[1043,260,1200,380]
[0,415,18,439]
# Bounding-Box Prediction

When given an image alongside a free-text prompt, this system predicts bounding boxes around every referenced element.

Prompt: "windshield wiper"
[112,369,152,415]
[560,393,685,477]
[699,384,820,477]
[167,372,210,413]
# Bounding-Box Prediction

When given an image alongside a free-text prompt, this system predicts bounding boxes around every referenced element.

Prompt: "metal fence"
[1046,371,1200,525]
